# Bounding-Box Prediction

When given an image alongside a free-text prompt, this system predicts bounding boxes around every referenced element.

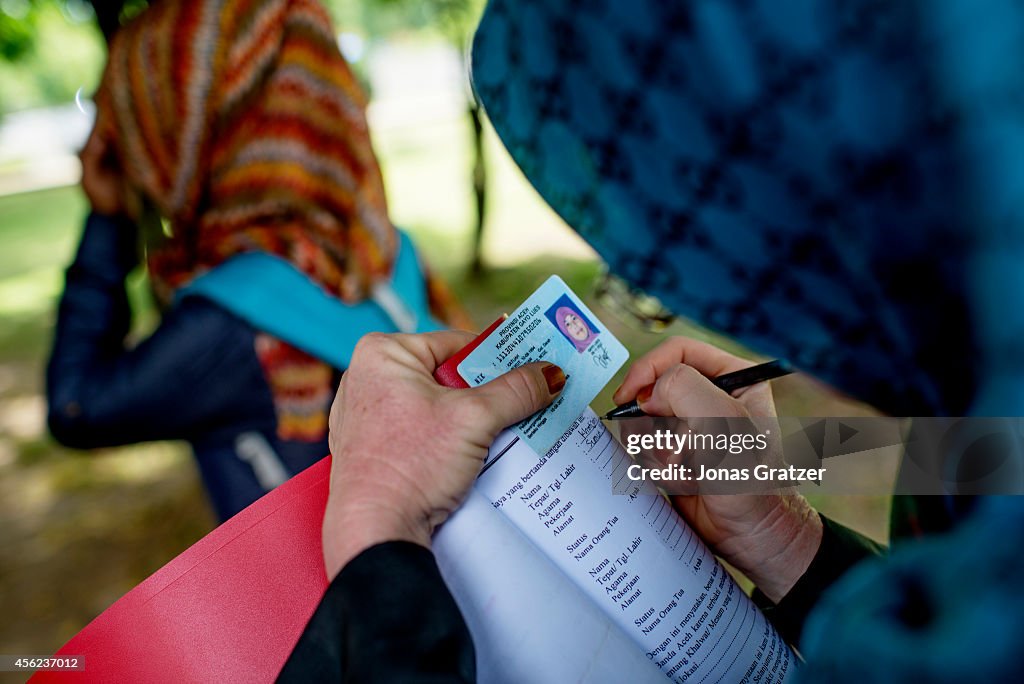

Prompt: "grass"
[0,98,888,667]
[0,186,84,280]
[0,187,212,668]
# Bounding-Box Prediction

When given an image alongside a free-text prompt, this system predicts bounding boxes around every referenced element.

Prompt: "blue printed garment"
[471,1,1024,681]
[472,0,1024,419]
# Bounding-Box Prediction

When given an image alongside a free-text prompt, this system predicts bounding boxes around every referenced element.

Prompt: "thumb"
[467,362,566,431]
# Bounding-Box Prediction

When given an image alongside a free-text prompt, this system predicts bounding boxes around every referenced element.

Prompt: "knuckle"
[353,332,392,360]
[662,364,697,394]
[665,336,694,357]
[390,332,413,347]
[361,331,390,346]
[505,368,545,415]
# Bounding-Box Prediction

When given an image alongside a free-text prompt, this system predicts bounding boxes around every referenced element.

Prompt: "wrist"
[321,495,432,581]
[745,498,822,603]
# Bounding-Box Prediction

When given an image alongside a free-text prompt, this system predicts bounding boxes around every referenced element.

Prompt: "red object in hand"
[33,320,505,683]
[32,458,332,683]
[432,315,506,389]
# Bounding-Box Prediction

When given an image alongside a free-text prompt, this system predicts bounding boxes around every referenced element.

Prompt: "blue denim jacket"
[47,213,328,520]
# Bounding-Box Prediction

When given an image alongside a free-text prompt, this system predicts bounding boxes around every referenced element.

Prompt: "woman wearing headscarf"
[554,306,598,352]
[47,0,465,521]
[282,0,1024,681]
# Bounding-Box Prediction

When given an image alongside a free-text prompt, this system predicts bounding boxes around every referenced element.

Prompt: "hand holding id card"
[457,276,628,454]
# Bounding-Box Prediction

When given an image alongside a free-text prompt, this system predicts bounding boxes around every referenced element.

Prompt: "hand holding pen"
[604,336,817,604]
[604,356,791,420]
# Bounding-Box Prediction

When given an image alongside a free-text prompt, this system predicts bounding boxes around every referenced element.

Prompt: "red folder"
[33,319,506,683]
[32,458,332,683]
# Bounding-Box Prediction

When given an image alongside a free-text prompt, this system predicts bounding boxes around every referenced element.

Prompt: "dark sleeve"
[46,213,276,448]
[752,514,885,646]
[278,542,475,683]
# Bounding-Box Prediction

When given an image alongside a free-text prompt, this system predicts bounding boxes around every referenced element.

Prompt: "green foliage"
[0,0,485,117]
[115,0,146,26]
[423,0,486,46]
[0,3,37,61]
[0,1,104,115]
[326,0,485,47]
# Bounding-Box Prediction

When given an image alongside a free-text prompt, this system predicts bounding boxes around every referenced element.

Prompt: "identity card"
[457,276,628,455]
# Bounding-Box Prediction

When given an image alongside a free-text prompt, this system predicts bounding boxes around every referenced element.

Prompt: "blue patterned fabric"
[798,496,1024,682]
[471,0,1024,418]
[471,1,1024,680]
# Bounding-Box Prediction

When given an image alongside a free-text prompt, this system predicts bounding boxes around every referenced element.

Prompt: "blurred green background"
[0,0,887,673]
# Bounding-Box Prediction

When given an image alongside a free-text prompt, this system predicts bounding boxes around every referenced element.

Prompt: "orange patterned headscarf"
[93,0,470,441]
[95,0,396,303]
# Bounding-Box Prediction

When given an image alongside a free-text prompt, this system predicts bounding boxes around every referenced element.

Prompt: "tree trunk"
[468,99,487,275]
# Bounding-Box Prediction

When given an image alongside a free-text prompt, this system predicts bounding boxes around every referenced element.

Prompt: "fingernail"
[611,383,623,399]
[636,383,655,405]
[542,364,566,394]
